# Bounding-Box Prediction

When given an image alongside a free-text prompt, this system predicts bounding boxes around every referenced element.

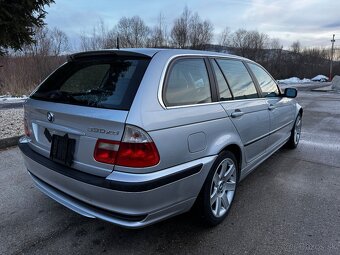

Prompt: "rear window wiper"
[38,91,88,105]
[88,88,115,94]
[66,89,114,96]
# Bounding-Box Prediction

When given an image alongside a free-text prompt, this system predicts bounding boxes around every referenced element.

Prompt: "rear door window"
[216,59,258,100]
[31,57,150,110]
[248,63,279,97]
[164,58,212,107]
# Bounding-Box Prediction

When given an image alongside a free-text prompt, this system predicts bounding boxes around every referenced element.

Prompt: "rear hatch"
[24,51,151,177]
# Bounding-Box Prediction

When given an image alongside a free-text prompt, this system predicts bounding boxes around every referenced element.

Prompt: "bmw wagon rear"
[19,48,302,228]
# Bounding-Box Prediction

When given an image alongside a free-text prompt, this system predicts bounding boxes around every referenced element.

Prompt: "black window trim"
[204,57,219,102]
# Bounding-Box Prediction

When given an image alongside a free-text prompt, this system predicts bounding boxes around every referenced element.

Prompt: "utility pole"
[330,34,335,80]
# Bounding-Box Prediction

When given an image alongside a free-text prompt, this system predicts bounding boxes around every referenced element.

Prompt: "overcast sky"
[45,0,340,49]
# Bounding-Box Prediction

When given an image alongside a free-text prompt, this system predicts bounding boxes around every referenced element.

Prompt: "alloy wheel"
[210,158,237,218]
[294,116,302,145]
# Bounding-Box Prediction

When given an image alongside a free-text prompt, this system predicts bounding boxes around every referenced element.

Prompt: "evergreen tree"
[0,0,54,55]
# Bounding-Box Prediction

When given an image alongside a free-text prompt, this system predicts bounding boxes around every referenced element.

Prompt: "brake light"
[93,125,160,168]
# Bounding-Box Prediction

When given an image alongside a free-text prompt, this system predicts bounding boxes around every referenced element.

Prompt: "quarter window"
[216,59,258,100]
[248,63,279,97]
[164,58,212,107]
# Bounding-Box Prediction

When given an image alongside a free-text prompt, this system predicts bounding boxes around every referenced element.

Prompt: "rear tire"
[199,151,239,226]
[286,114,302,149]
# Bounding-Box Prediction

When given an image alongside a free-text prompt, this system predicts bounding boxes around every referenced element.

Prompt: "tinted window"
[164,58,212,106]
[31,57,150,110]
[216,59,258,100]
[248,63,279,97]
[211,60,232,101]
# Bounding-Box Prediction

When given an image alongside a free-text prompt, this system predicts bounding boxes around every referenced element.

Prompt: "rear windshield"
[31,56,150,110]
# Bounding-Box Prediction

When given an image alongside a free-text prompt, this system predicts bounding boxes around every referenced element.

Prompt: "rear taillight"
[116,125,160,167]
[93,125,160,168]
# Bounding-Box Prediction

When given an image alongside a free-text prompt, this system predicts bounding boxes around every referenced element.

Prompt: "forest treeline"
[0,7,338,95]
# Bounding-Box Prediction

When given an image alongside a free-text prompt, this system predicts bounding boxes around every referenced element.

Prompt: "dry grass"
[0,56,65,96]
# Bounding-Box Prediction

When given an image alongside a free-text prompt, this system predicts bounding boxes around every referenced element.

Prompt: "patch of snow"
[332,75,340,91]
[311,75,329,82]
[0,95,28,102]
[277,77,311,84]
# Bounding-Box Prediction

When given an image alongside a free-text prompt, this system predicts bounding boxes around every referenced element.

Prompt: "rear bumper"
[19,139,216,228]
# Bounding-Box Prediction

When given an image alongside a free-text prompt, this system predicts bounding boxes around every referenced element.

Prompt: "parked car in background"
[19,48,302,228]
[311,75,329,82]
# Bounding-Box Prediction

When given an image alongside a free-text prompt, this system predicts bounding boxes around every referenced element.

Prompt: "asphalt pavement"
[0,90,339,255]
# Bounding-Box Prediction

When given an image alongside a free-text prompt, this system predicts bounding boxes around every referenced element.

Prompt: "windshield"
[31,56,150,110]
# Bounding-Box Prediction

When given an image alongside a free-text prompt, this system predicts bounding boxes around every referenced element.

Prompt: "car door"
[247,62,295,150]
[211,58,270,163]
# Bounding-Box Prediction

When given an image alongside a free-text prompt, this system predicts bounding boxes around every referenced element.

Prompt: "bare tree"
[80,20,108,51]
[148,13,168,47]
[231,29,269,61]
[300,47,329,77]
[104,29,119,49]
[231,29,248,56]
[50,28,69,55]
[270,38,282,49]
[25,27,51,56]
[218,27,231,47]
[291,41,301,54]
[21,26,69,57]
[188,13,214,50]
[171,7,213,49]
[199,20,214,49]
[170,7,191,48]
[248,31,268,50]
[264,38,283,78]
[116,16,150,48]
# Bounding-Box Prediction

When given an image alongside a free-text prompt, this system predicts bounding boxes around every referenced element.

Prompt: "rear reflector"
[24,117,31,137]
[93,125,160,168]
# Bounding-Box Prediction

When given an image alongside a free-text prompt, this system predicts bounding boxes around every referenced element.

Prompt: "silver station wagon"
[19,48,302,228]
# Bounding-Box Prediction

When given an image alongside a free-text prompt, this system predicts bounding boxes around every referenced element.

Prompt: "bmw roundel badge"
[47,112,54,122]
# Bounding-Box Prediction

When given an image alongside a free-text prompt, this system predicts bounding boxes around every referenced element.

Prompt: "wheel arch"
[296,103,303,118]
[218,144,243,176]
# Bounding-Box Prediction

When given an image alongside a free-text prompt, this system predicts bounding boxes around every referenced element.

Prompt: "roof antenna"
[116,36,120,50]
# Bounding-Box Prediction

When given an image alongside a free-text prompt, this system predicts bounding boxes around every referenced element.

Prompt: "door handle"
[268,104,276,110]
[231,111,244,118]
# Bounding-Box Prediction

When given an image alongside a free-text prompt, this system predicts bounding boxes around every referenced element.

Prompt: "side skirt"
[239,135,290,181]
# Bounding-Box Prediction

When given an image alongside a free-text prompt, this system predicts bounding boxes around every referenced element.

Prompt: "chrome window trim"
[165,98,267,110]
[157,53,250,110]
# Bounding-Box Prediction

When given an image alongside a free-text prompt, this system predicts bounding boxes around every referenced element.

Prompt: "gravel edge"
[0,135,22,150]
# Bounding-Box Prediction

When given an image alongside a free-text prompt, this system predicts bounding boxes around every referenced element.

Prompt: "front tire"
[200,151,238,226]
[286,114,302,149]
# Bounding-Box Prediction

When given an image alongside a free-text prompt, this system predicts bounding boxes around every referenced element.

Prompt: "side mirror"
[284,88,297,98]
